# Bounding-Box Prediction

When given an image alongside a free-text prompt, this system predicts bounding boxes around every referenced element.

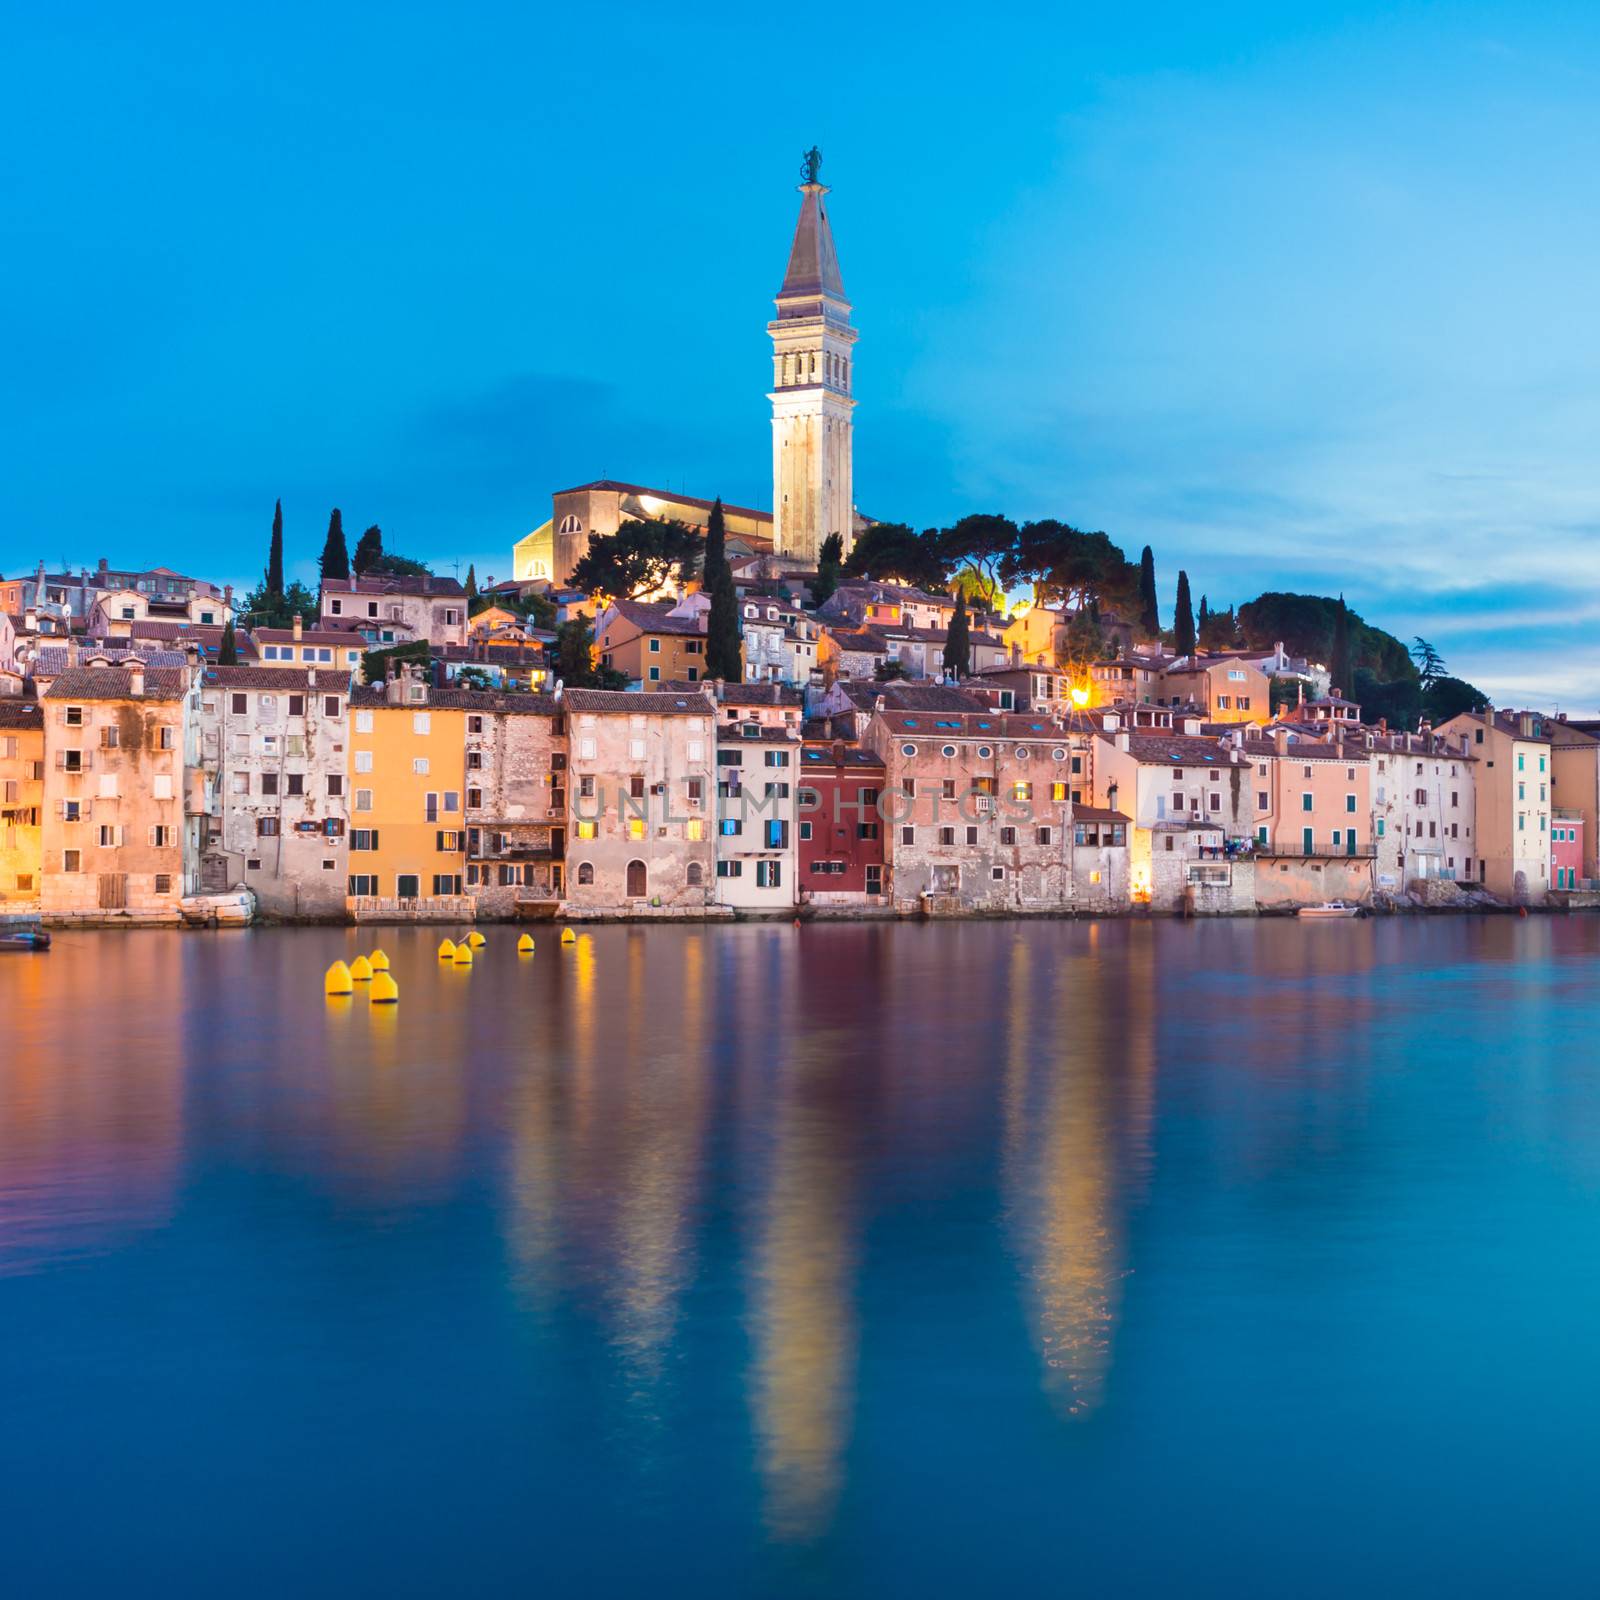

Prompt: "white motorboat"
[1298,901,1360,919]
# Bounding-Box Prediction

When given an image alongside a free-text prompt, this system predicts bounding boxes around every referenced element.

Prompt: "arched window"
[686,861,704,887]
[626,860,647,898]
[577,861,594,886]
[558,514,582,536]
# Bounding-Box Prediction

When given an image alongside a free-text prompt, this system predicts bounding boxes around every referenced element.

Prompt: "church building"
[514,152,862,587]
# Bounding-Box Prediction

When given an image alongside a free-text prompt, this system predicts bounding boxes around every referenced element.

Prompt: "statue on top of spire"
[800,146,823,186]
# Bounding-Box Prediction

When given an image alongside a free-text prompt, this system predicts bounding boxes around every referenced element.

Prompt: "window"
[351,829,379,851]
[648,637,661,653]
[100,724,120,749]
[1013,781,1032,802]
[433,874,463,896]
[687,819,705,841]
[356,710,374,733]
[63,706,84,727]
[151,825,173,848]
[764,820,789,849]
[261,772,279,796]
[901,826,915,846]
[866,865,883,895]
[1037,826,1052,845]
[1000,826,1016,845]
[799,820,813,840]
[231,693,248,715]
[436,830,463,851]
[413,713,430,735]
[326,774,343,797]
[716,859,742,878]
[286,773,304,796]
[720,818,742,837]
[356,789,373,812]
[257,817,280,836]
[576,820,597,839]
[348,873,378,896]
[97,824,120,847]
[1301,792,1313,812]
[939,826,956,846]
[324,696,341,719]
[62,749,84,773]
[686,861,704,887]
[63,849,81,872]
[756,861,782,889]
[467,788,482,809]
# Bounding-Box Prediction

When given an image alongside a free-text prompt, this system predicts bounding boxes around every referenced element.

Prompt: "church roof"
[778,184,847,304]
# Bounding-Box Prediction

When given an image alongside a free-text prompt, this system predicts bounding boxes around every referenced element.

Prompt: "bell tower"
[769,148,857,566]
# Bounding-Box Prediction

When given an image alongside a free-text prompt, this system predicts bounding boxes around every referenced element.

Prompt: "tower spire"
[769,150,857,566]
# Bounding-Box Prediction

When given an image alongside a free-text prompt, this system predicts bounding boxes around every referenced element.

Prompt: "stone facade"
[321,576,469,650]
[195,666,350,919]
[1369,729,1478,893]
[41,664,199,923]
[461,692,566,918]
[714,725,800,912]
[563,688,716,915]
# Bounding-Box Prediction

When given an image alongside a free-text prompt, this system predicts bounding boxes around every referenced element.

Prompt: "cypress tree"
[813,532,843,607]
[217,618,238,665]
[942,589,971,680]
[353,522,383,576]
[1198,595,1210,641]
[1330,593,1352,697]
[266,499,285,598]
[465,563,478,602]
[318,508,350,586]
[1138,545,1160,638]
[1173,570,1196,658]
[703,498,742,681]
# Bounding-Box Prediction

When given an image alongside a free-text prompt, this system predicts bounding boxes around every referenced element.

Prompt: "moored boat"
[0,928,51,951]
[1298,901,1360,919]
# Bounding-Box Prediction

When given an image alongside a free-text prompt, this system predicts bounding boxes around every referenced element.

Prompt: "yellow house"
[594,598,709,685]
[0,700,45,911]
[253,615,366,673]
[347,670,469,918]
[1161,656,1271,725]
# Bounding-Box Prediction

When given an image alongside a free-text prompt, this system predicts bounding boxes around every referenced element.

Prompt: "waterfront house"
[0,700,45,914]
[1552,808,1585,892]
[346,670,470,920]
[562,687,716,914]
[797,742,887,906]
[1438,709,1553,903]
[864,710,1082,914]
[714,721,800,912]
[41,663,198,922]
[194,665,351,918]
[1546,717,1600,885]
[460,690,567,917]
[1368,726,1477,895]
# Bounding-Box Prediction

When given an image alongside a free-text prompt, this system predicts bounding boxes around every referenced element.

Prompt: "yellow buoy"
[325,960,353,996]
[560,927,576,946]
[370,971,400,1004]
[453,942,474,966]
[517,933,535,954]
[467,930,486,949]
[369,949,390,972]
[438,938,456,961]
[349,954,373,982]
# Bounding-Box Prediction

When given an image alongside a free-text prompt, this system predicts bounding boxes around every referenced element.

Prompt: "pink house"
[1552,809,1585,890]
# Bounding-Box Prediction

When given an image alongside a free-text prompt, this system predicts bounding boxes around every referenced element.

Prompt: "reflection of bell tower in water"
[769,147,857,567]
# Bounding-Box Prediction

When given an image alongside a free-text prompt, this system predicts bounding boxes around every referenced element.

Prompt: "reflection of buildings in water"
[607,932,709,1391]
[1004,926,1157,1419]
[750,1039,859,1542]
[505,932,712,1407]
[0,942,185,1276]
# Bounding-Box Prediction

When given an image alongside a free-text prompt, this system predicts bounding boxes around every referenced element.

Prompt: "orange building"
[347,669,469,918]
[594,598,709,685]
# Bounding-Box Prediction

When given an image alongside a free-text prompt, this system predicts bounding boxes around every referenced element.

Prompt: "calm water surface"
[4,918,1600,1596]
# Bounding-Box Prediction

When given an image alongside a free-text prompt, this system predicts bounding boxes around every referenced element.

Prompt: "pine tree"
[353,522,383,576]
[942,589,971,680]
[1173,570,1196,658]
[318,508,349,586]
[217,618,238,665]
[703,498,742,681]
[1330,594,1352,696]
[1138,545,1160,638]
[266,499,285,598]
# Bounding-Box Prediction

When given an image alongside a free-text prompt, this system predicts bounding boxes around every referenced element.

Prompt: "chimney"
[128,662,145,698]
[224,583,234,611]
[98,557,108,574]
[832,738,845,764]
[714,677,726,703]
[1116,730,1130,751]
[1272,726,1289,755]
[292,613,303,642]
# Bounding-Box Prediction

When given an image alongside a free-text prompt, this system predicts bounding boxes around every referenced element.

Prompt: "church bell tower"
[769,149,857,566]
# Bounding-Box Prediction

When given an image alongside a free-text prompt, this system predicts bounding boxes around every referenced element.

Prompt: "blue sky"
[5,2,1600,704]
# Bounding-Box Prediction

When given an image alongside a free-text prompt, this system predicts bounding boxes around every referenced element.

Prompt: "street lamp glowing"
[1070,685,1091,708]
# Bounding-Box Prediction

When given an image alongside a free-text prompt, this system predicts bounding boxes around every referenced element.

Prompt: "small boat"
[1299,901,1360,919]
[179,889,256,927]
[0,928,51,952]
